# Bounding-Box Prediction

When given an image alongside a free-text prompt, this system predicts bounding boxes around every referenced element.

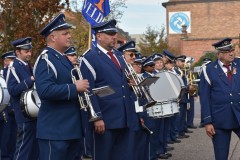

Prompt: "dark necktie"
[107,51,121,71]
[26,64,33,75]
[223,64,232,83]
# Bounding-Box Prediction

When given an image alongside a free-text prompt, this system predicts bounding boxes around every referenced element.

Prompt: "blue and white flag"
[82,0,111,47]
[82,0,110,26]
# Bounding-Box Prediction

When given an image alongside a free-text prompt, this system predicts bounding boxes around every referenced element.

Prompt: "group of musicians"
[0,12,239,160]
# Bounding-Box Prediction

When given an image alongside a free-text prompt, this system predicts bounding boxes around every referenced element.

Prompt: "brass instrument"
[122,57,156,109]
[71,65,101,122]
[184,57,199,96]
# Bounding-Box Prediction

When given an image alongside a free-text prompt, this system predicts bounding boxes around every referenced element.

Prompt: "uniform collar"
[16,57,28,65]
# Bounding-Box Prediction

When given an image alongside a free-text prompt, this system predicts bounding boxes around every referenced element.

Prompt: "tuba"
[122,57,156,108]
[71,65,101,122]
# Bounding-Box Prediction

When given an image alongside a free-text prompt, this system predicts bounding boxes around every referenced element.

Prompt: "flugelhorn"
[71,65,101,122]
[122,57,156,108]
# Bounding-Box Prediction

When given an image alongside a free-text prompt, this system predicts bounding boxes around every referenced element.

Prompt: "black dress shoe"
[83,154,92,159]
[165,152,172,157]
[172,139,181,143]
[158,154,168,159]
[166,146,174,151]
[185,129,193,133]
[188,125,197,129]
[167,140,174,144]
[178,134,190,139]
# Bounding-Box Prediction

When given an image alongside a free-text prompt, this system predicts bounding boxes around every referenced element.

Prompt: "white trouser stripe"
[16,123,25,160]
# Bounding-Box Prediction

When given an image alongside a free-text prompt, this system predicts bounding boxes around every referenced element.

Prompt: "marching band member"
[200,38,240,160]
[118,41,150,160]
[175,55,193,137]
[142,56,169,160]
[64,47,93,159]
[34,13,89,160]
[7,37,39,160]
[161,50,183,158]
[0,51,17,160]
[152,53,164,73]
[80,19,140,160]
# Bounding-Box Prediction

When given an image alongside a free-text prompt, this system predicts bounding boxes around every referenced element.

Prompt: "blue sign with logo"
[169,12,190,33]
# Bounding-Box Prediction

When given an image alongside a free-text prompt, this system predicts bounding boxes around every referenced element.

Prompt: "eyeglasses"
[126,53,136,58]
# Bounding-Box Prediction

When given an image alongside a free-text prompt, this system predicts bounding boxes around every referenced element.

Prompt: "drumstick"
[142,124,153,134]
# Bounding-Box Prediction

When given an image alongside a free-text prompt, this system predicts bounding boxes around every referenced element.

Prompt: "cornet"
[71,65,101,122]
[122,57,156,109]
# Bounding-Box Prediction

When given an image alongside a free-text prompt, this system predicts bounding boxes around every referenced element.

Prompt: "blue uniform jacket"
[7,58,34,124]
[80,47,139,130]
[35,47,83,140]
[200,59,240,129]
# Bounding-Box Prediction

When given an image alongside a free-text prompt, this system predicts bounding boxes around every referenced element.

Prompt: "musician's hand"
[140,118,144,126]
[75,79,89,92]
[94,119,105,134]
[31,76,35,81]
[205,124,215,138]
[128,79,136,87]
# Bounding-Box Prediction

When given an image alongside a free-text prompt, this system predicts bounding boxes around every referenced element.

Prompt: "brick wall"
[164,0,240,61]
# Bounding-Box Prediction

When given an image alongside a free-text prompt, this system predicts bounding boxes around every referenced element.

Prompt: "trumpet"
[71,65,101,122]
[122,57,156,109]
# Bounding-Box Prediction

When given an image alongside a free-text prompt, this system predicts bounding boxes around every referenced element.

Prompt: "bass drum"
[147,71,185,118]
[0,76,10,112]
[20,89,41,119]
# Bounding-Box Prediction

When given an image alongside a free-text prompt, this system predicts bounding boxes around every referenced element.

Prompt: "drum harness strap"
[33,50,57,79]
[79,48,96,81]
[6,61,20,84]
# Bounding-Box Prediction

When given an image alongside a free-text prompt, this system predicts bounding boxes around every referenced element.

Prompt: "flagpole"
[88,23,92,49]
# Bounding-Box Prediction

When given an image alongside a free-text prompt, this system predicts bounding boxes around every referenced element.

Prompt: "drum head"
[149,71,182,102]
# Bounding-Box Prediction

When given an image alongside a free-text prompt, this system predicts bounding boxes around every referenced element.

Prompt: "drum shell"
[146,101,179,118]
[0,76,10,112]
[20,89,41,119]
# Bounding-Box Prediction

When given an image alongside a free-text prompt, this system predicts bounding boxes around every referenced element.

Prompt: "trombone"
[122,56,156,109]
[71,65,101,122]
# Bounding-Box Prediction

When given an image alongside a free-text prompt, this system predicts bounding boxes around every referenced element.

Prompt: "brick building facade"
[163,0,240,61]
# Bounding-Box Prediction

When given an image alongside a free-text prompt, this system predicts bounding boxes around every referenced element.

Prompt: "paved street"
[168,97,240,160]
[84,97,240,160]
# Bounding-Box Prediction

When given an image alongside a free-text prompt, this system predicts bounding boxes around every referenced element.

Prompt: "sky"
[118,0,169,35]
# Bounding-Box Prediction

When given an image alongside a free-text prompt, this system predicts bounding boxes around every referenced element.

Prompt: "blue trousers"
[38,139,81,160]
[1,112,17,160]
[93,128,131,160]
[187,96,195,126]
[14,121,39,160]
[178,103,187,135]
[128,129,150,160]
[149,118,161,160]
[212,128,240,160]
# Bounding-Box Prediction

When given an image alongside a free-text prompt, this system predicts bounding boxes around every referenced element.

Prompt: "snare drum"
[0,76,10,112]
[147,71,185,118]
[20,89,41,118]
[146,100,179,118]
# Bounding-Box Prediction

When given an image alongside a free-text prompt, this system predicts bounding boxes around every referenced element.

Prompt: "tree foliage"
[0,0,128,64]
[138,26,168,56]
[0,0,65,64]
[193,52,217,67]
